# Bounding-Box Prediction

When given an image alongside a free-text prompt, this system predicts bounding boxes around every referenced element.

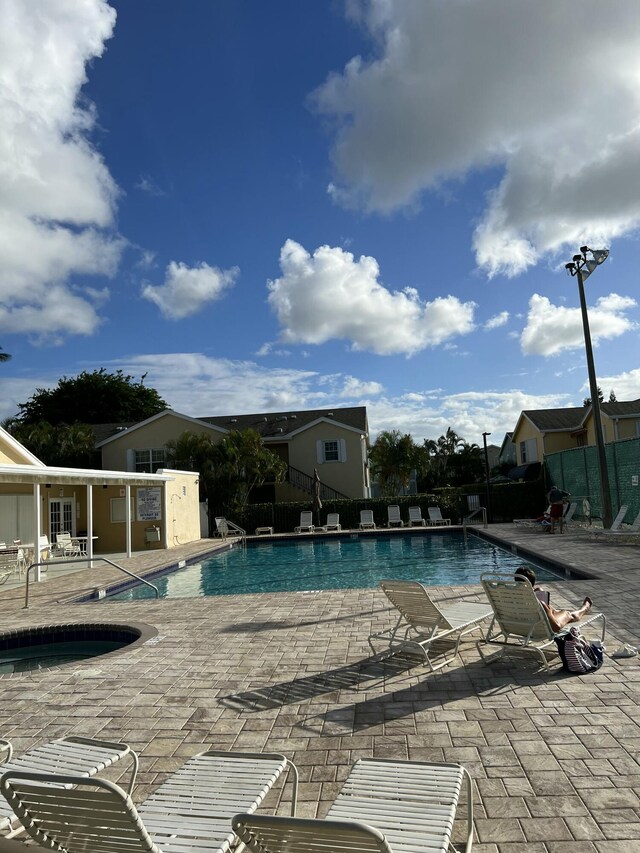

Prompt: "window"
[110,497,136,523]
[134,449,165,473]
[576,433,586,447]
[323,441,339,462]
[519,438,537,464]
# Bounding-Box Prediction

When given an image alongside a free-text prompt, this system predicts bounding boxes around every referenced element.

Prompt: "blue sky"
[1,0,639,445]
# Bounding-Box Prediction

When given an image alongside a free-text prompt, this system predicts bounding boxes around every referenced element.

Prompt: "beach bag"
[555,626,604,673]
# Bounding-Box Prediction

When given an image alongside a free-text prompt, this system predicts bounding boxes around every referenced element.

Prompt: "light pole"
[482,432,492,523]
[564,246,613,529]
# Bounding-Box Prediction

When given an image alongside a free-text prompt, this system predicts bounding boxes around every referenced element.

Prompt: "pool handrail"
[463,507,488,532]
[23,558,160,609]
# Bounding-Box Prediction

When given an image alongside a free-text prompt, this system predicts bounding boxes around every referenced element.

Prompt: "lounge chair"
[322,513,341,532]
[0,749,298,852]
[592,508,640,541]
[407,506,426,527]
[427,506,451,526]
[369,579,493,672]
[0,735,138,838]
[359,510,376,530]
[294,511,315,533]
[386,505,404,528]
[233,757,473,853]
[478,572,606,670]
[215,517,245,539]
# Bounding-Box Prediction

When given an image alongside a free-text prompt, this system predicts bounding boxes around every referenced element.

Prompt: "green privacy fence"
[545,436,640,523]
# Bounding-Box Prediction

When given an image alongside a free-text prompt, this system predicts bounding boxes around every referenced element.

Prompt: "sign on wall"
[136,487,162,521]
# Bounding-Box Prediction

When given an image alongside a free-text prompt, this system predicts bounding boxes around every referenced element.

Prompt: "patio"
[0,525,639,852]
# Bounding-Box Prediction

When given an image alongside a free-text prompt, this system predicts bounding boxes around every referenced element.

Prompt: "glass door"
[49,498,75,541]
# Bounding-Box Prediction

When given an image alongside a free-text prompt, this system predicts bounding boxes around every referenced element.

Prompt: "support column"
[125,484,132,558]
[86,484,94,567]
[33,483,41,582]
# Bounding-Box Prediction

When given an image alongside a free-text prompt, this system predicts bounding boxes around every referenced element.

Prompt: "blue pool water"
[109,532,564,600]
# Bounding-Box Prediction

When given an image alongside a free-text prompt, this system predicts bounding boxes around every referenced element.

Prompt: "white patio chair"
[233,757,474,853]
[369,579,493,672]
[386,505,404,528]
[359,510,376,530]
[478,572,606,670]
[427,506,451,526]
[407,506,426,527]
[0,750,297,853]
[0,735,138,838]
[294,511,315,533]
[592,508,640,541]
[52,532,82,558]
[322,513,341,532]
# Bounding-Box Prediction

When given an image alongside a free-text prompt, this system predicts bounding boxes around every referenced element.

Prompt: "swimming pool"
[109,532,564,600]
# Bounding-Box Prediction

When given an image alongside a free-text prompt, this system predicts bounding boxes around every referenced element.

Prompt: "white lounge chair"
[407,506,426,527]
[0,735,138,837]
[295,511,315,533]
[0,749,298,852]
[359,510,376,530]
[478,572,606,670]
[591,504,630,534]
[322,513,341,532]
[369,579,493,672]
[592,508,640,541]
[386,505,404,528]
[233,757,474,853]
[215,517,245,539]
[427,506,451,526]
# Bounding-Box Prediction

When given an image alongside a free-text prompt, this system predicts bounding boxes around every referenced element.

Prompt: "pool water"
[0,640,126,674]
[110,533,563,600]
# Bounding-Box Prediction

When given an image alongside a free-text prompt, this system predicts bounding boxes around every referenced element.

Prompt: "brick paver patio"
[0,525,639,852]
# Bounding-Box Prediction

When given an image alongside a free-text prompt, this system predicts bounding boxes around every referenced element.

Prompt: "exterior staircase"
[286,466,348,501]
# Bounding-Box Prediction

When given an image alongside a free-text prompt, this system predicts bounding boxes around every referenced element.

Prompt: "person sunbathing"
[514,566,592,633]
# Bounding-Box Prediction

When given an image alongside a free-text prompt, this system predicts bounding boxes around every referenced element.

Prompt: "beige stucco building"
[97,406,371,502]
[512,399,640,467]
[0,426,200,560]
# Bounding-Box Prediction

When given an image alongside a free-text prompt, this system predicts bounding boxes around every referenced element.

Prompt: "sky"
[1,0,639,447]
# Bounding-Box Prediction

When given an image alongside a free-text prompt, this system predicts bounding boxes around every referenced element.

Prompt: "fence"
[545,436,640,523]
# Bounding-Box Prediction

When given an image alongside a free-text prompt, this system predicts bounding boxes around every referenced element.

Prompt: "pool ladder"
[462,507,488,534]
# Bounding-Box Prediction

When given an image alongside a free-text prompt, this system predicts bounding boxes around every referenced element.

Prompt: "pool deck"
[0,524,639,852]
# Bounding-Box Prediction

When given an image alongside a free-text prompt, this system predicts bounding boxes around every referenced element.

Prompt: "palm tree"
[369,430,421,496]
[0,348,10,363]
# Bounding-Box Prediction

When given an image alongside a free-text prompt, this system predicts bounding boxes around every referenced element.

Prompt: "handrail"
[216,519,247,549]
[23,557,160,609]
[463,507,488,533]
[286,466,349,501]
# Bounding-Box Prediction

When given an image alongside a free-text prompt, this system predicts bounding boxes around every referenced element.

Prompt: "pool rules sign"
[137,487,162,521]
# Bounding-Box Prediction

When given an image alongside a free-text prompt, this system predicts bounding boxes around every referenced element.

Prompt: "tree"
[15,368,167,426]
[419,427,484,489]
[165,428,287,522]
[7,421,96,467]
[583,387,604,406]
[0,347,10,363]
[369,430,423,496]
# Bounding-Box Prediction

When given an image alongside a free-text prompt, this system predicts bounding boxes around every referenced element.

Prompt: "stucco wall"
[101,414,224,471]
[284,421,367,498]
[162,470,201,547]
[512,419,542,464]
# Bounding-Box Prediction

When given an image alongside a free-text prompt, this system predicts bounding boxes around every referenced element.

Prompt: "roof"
[0,463,179,487]
[521,407,587,432]
[198,406,369,439]
[95,406,368,448]
[601,399,640,418]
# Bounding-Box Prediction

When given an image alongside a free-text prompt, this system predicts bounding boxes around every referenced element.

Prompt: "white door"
[49,498,75,540]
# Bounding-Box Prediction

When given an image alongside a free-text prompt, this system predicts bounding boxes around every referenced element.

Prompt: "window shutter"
[126,449,135,472]
[316,440,323,463]
[339,439,347,462]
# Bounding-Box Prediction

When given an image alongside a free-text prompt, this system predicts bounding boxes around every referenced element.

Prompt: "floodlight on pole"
[482,432,492,523]
[565,246,613,528]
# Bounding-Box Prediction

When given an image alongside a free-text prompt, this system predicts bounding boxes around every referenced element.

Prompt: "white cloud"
[484,311,509,331]
[135,175,166,197]
[312,1,640,275]
[521,293,637,357]
[589,368,640,402]
[0,0,122,339]
[0,353,573,446]
[268,239,476,355]
[339,376,384,397]
[141,261,239,320]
